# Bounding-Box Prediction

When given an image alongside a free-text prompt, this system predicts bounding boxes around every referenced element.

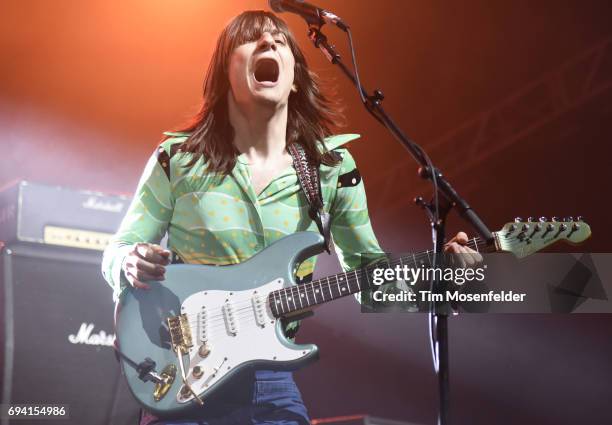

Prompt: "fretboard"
[268,236,491,317]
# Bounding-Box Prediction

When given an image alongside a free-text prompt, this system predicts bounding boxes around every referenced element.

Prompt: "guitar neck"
[269,236,494,317]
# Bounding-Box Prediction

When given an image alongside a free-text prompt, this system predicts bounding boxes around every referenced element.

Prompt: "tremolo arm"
[167,314,204,405]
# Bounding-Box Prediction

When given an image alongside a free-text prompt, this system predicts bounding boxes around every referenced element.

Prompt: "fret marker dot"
[342,287,346,291]
[315,289,320,293]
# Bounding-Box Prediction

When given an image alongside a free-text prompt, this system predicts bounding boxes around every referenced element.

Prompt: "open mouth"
[253,58,279,83]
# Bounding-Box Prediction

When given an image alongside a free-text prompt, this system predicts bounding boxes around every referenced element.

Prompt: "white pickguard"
[177,278,313,403]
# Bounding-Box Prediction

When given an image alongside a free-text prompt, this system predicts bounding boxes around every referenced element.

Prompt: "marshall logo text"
[68,322,115,347]
[82,196,125,213]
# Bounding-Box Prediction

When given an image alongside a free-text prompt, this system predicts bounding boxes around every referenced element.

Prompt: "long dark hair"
[167,10,344,173]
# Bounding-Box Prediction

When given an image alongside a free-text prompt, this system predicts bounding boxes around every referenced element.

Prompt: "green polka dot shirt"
[101,133,386,307]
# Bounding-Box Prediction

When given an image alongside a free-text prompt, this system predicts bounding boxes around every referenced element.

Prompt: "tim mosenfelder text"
[370,263,526,304]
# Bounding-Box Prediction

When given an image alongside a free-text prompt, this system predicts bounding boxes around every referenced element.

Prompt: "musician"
[102,10,480,425]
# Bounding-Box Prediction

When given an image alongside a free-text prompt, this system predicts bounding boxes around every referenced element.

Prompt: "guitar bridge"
[167,314,193,353]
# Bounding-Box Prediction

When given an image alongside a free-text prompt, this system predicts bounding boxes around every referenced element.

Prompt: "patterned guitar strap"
[287,143,332,254]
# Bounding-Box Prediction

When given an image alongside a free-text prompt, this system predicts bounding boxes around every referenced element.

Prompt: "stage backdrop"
[1,1,611,424]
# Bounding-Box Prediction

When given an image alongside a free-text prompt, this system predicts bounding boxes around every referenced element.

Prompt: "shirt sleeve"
[101,146,174,300]
[329,149,411,310]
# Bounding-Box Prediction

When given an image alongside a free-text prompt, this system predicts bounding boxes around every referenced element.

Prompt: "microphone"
[269,0,348,31]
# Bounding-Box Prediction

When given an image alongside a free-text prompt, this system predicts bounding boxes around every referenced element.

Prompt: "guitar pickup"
[198,305,208,343]
[222,302,238,335]
[251,294,266,327]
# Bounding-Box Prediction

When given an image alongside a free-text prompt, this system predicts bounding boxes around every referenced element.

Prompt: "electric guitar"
[114,217,590,419]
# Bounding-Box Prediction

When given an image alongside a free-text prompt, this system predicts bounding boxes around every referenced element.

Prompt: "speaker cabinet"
[1,244,140,425]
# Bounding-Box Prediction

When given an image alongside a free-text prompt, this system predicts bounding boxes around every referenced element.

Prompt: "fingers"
[135,257,166,276]
[125,251,166,276]
[129,259,165,279]
[444,233,483,267]
[445,242,470,267]
[447,244,481,266]
[454,231,468,245]
[125,270,151,290]
[124,243,172,290]
[135,243,171,265]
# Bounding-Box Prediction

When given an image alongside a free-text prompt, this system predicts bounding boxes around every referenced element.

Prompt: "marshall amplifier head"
[0,181,130,252]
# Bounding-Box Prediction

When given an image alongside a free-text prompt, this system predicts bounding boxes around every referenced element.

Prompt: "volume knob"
[192,366,204,379]
[198,344,211,358]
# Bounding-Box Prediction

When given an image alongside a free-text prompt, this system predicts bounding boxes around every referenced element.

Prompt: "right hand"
[123,243,171,290]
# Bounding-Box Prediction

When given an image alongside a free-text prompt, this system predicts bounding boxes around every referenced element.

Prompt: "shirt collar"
[321,133,361,150]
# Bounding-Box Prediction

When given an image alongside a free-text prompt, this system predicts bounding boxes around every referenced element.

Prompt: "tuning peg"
[514,217,523,223]
[527,217,535,222]
[567,222,580,237]
[576,216,584,222]
[564,216,574,222]
[551,216,559,222]
[542,223,554,237]
[539,216,547,223]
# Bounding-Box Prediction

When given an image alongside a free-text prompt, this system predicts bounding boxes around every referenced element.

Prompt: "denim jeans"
[140,370,310,425]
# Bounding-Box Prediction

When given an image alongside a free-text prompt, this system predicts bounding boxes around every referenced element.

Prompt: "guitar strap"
[287,143,332,254]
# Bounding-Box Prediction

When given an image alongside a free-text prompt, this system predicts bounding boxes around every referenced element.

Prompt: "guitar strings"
[185,235,497,325]
[183,238,493,329]
[180,232,550,328]
[186,254,542,334]
[188,234,541,332]
[182,236,485,325]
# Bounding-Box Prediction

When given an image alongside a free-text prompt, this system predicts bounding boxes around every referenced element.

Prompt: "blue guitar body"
[115,232,324,420]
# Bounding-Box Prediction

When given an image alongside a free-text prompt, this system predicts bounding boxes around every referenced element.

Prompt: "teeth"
[254,58,279,83]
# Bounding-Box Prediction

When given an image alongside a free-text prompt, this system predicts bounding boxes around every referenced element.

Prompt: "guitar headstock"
[496,216,591,258]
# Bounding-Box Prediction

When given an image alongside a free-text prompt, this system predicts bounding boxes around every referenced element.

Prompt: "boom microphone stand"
[302,22,495,425]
